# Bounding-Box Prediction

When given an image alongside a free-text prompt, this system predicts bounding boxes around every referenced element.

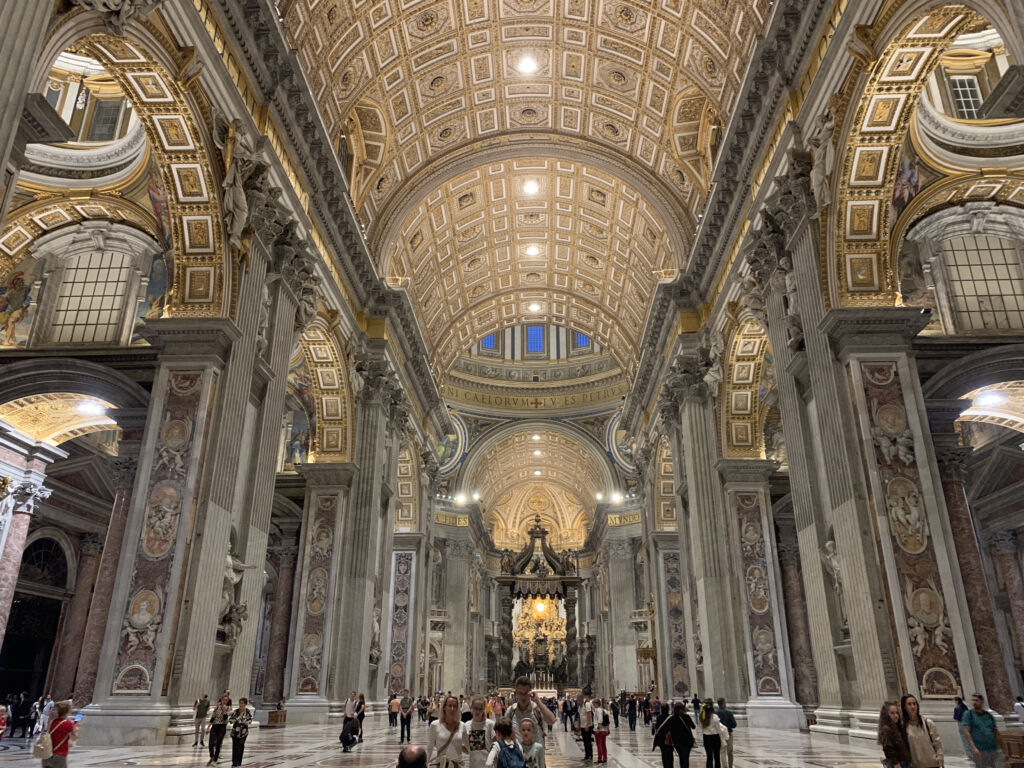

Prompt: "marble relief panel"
[661,551,688,696]
[733,492,782,696]
[112,371,206,695]
[857,360,960,697]
[297,495,337,693]
[387,551,415,693]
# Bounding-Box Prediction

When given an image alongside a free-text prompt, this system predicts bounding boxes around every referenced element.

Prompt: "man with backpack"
[505,677,555,740]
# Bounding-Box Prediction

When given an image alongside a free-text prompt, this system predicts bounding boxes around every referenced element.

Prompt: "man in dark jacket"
[653,702,696,768]
[340,715,360,752]
[716,699,737,768]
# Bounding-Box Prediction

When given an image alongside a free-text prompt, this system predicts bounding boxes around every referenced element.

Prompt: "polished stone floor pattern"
[0,716,972,768]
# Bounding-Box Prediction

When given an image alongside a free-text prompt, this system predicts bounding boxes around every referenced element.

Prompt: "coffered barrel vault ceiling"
[283,0,773,373]
[384,158,676,374]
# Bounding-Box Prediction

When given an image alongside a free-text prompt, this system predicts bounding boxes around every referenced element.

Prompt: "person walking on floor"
[343,691,358,735]
[40,699,76,768]
[715,699,736,768]
[696,700,729,768]
[427,696,468,768]
[576,692,594,763]
[962,693,1006,768]
[228,697,251,768]
[610,699,619,729]
[628,696,638,732]
[484,717,521,768]
[901,694,943,768]
[193,694,210,747]
[467,696,495,768]
[592,698,609,764]
[390,695,401,728]
[357,694,367,742]
[653,701,696,768]
[400,689,415,744]
[878,701,911,768]
[953,697,971,761]
[207,694,231,766]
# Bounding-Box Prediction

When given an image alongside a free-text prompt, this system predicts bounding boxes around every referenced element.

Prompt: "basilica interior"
[1,0,1024,754]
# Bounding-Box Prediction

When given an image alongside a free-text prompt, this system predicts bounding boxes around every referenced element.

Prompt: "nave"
[0,716,975,768]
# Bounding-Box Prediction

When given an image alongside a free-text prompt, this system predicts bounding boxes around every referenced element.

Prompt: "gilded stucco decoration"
[831,5,983,305]
[1,195,159,277]
[296,319,353,461]
[720,319,771,458]
[395,443,421,531]
[283,0,772,225]
[654,435,676,531]
[383,158,678,376]
[487,482,590,551]
[26,35,227,314]
[0,393,117,445]
[462,427,608,511]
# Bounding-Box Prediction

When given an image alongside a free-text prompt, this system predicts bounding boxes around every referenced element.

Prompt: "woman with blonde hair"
[695,700,728,768]
[427,695,468,768]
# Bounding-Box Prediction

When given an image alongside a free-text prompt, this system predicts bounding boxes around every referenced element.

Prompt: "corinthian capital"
[989,529,1019,555]
[11,480,51,515]
[663,353,710,403]
[69,0,165,35]
[764,150,815,238]
[273,221,321,331]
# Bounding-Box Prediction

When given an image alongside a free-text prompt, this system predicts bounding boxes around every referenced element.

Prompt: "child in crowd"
[468,696,496,768]
[486,718,524,768]
[520,718,546,768]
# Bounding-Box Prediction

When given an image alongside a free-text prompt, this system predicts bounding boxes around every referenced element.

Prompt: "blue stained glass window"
[575,332,590,348]
[480,333,496,350]
[527,325,544,352]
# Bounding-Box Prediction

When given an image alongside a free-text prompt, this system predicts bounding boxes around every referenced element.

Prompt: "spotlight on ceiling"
[76,401,105,416]
[525,244,540,257]
[472,491,481,501]
[528,302,541,312]
[516,55,539,74]
[533,449,542,456]
[611,491,623,503]
[523,179,540,195]
[532,434,541,440]
[977,391,1007,407]
[533,469,542,476]
[595,492,604,501]
[455,493,466,505]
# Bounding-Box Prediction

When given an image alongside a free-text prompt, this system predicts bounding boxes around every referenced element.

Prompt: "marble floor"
[0,715,973,768]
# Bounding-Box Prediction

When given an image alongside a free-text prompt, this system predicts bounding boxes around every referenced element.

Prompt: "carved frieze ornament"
[272,222,321,331]
[10,481,51,515]
[69,0,165,35]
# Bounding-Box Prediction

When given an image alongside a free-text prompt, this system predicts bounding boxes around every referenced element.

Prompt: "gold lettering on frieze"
[607,511,642,527]
[440,382,628,410]
[433,511,469,527]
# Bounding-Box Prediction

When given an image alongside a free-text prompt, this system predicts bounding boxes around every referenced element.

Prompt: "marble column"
[661,342,746,702]
[288,463,354,723]
[442,537,472,694]
[72,435,143,708]
[0,1,57,224]
[990,531,1024,664]
[606,539,640,692]
[565,586,579,687]
[262,543,298,707]
[0,479,53,648]
[500,593,514,685]
[717,460,803,728]
[51,534,103,698]
[775,532,818,710]
[330,354,402,701]
[927,404,1013,713]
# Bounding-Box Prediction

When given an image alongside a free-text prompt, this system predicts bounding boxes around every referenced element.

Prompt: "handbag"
[430,723,460,768]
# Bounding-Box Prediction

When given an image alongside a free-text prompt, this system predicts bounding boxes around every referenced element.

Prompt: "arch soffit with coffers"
[30,14,227,315]
[0,358,150,409]
[922,343,1024,399]
[295,317,354,462]
[827,3,1004,307]
[718,317,771,460]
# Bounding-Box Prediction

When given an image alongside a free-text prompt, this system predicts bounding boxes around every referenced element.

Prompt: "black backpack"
[602,711,610,727]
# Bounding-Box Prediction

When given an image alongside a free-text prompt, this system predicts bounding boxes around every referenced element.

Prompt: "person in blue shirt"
[962,693,1006,768]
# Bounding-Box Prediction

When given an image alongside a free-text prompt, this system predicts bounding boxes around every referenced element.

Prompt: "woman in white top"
[467,696,496,768]
[695,701,729,768]
[428,696,468,768]
[592,698,609,764]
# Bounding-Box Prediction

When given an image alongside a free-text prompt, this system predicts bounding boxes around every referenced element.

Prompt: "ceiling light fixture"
[533,469,542,476]
[76,401,105,416]
[528,302,541,312]
[523,179,540,195]
[525,245,540,256]
[595,492,604,501]
[533,449,542,456]
[516,55,539,74]
[455,493,466,505]
[611,492,623,503]
[472,491,481,501]
[532,434,541,441]
[977,391,1007,407]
